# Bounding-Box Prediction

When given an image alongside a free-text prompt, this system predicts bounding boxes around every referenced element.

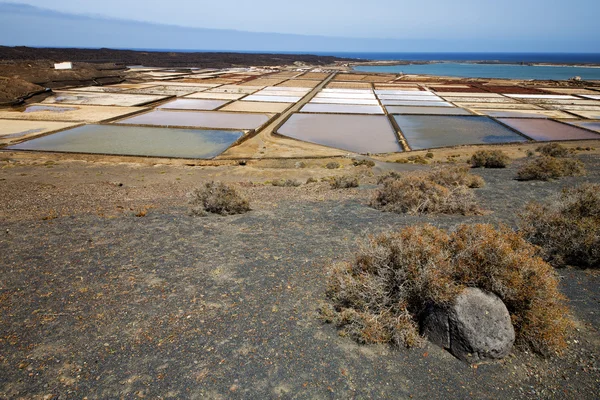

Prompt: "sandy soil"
[1,151,599,399]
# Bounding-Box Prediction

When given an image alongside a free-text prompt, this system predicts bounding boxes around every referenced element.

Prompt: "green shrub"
[326,161,341,169]
[519,183,600,268]
[322,224,572,355]
[189,182,250,216]
[470,150,510,168]
[330,175,359,189]
[306,177,318,184]
[516,156,585,181]
[425,152,434,159]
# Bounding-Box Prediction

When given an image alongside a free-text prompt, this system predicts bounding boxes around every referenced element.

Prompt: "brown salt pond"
[497,118,600,141]
[277,114,402,154]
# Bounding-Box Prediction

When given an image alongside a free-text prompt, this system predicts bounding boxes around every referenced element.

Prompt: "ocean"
[353,63,600,81]
[129,49,600,80]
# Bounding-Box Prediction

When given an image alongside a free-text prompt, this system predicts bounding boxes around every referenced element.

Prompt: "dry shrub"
[271,179,301,187]
[189,182,250,216]
[428,166,485,188]
[371,167,483,215]
[322,224,573,355]
[516,156,585,181]
[326,161,341,169]
[537,143,571,158]
[353,159,376,167]
[519,183,600,268]
[330,175,359,189]
[471,150,510,168]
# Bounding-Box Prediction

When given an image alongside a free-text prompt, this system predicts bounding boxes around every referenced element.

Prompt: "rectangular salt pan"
[567,121,600,133]
[310,98,380,105]
[244,95,302,103]
[380,100,454,107]
[321,89,374,94]
[43,91,167,107]
[277,114,402,154]
[315,92,377,99]
[253,90,309,97]
[6,125,243,159]
[117,110,271,130]
[474,109,576,119]
[301,104,384,114]
[263,86,310,92]
[375,90,433,95]
[377,95,443,101]
[394,115,527,150]
[505,94,577,99]
[157,99,228,111]
[386,106,472,115]
[497,119,600,141]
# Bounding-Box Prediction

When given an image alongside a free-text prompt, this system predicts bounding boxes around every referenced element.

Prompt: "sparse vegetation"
[189,182,250,216]
[516,156,585,181]
[536,143,571,158]
[353,159,376,167]
[330,175,359,189]
[326,161,341,169]
[519,184,600,268]
[470,150,510,168]
[271,179,302,187]
[321,224,573,355]
[371,167,483,215]
[428,166,485,188]
[407,155,429,164]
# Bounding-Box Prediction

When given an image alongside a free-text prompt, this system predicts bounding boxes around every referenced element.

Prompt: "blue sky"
[1,0,599,52]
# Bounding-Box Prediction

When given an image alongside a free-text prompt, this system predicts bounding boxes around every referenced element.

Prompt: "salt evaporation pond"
[7,125,243,158]
[394,115,528,150]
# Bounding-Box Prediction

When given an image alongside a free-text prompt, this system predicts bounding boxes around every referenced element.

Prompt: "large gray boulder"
[421,287,515,363]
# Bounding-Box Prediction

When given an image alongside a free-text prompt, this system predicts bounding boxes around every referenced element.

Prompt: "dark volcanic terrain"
[1,152,599,399]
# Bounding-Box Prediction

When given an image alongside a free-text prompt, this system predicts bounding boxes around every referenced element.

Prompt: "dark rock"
[421,287,515,363]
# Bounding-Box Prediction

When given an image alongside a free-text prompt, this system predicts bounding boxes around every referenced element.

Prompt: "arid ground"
[1,145,599,399]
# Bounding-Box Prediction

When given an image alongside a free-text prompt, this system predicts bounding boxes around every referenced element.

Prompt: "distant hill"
[0,2,410,53]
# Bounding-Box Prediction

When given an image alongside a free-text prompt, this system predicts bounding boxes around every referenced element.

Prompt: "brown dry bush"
[516,156,585,181]
[189,182,250,216]
[353,159,376,167]
[536,143,571,158]
[271,179,302,187]
[519,183,600,268]
[371,167,483,215]
[428,166,485,188]
[322,224,573,355]
[470,150,510,168]
[330,175,359,189]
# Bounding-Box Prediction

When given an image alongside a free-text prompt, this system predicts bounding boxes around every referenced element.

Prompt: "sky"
[1,0,599,52]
